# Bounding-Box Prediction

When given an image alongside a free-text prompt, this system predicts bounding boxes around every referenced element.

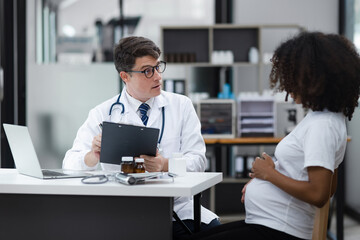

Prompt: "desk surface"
[0,169,222,197]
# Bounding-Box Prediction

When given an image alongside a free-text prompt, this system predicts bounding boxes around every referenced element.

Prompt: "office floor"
[329,214,360,240]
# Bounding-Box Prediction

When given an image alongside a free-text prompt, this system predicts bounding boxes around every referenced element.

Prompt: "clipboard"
[100,122,160,165]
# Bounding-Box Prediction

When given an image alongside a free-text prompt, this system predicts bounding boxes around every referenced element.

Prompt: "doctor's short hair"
[269,31,360,120]
[113,36,161,73]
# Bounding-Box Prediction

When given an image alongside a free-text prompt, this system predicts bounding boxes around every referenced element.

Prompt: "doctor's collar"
[124,90,154,112]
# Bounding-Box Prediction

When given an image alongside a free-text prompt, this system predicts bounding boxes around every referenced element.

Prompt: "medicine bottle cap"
[122,156,133,162]
[135,158,144,163]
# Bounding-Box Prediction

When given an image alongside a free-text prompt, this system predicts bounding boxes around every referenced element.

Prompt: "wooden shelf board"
[204,137,283,145]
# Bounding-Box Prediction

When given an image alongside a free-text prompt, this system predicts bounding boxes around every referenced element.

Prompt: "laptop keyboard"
[42,170,68,177]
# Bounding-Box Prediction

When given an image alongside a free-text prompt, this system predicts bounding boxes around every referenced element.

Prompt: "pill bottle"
[134,158,145,173]
[121,156,134,174]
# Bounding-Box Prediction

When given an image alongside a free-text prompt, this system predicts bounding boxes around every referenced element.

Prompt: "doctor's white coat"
[63,88,218,223]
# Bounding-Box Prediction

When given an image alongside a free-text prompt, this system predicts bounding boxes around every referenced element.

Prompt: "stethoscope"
[81,171,176,185]
[108,93,165,146]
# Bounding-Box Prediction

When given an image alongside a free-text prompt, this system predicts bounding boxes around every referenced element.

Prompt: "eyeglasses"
[126,61,166,78]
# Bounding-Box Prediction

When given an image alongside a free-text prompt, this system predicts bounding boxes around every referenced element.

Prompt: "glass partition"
[28,0,214,168]
[36,0,214,64]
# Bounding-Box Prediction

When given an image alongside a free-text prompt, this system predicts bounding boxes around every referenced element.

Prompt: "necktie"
[139,103,150,126]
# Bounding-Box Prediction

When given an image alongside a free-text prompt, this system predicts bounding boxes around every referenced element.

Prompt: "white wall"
[233,0,338,33]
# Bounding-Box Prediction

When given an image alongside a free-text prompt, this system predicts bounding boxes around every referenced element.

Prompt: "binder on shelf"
[234,155,245,179]
[245,156,255,178]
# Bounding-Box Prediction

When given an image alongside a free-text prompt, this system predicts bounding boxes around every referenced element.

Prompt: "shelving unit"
[212,27,258,63]
[161,24,305,95]
[162,27,210,63]
[162,25,260,64]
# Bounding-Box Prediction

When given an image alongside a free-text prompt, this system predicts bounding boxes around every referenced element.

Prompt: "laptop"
[100,122,160,165]
[3,124,91,179]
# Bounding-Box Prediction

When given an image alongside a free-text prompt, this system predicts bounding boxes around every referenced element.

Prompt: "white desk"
[0,169,222,240]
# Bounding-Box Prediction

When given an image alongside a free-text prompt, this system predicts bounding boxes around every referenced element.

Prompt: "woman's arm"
[250,153,334,208]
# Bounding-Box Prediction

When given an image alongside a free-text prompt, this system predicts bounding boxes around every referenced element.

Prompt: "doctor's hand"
[84,133,102,167]
[249,152,275,181]
[140,150,168,172]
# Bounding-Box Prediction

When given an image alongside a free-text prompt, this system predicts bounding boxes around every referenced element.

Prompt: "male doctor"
[63,36,220,239]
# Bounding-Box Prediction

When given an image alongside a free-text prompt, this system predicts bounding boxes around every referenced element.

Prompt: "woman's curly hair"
[270,31,360,120]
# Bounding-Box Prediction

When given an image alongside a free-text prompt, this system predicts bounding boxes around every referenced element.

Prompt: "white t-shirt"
[245,110,347,239]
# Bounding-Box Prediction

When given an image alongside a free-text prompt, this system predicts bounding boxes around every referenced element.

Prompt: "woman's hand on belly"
[250,153,333,208]
[250,152,275,181]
